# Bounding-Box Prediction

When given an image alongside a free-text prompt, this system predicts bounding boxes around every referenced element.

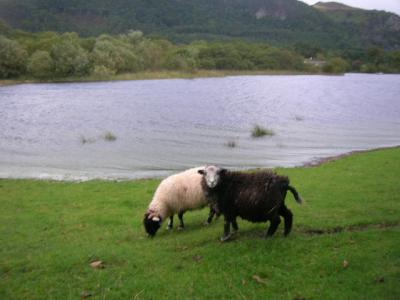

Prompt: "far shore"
[0,69,335,86]
[1,145,398,182]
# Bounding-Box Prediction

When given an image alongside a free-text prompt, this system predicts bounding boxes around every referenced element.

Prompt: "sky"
[299,0,400,16]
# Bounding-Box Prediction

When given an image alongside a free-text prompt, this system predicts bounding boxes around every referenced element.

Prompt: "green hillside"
[0,0,399,49]
[313,2,400,50]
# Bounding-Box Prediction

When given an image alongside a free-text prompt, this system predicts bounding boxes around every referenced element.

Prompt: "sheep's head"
[198,165,226,189]
[143,211,162,237]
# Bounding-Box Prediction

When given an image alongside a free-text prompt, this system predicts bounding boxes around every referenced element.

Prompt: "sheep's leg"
[220,216,232,242]
[232,218,239,233]
[265,216,281,238]
[205,207,216,225]
[279,205,293,236]
[167,215,174,230]
[178,212,185,230]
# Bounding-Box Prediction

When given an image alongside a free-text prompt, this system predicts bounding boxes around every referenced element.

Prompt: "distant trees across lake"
[1,27,400,80]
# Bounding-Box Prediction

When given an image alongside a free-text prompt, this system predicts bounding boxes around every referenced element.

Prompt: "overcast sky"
[299,0,400,15]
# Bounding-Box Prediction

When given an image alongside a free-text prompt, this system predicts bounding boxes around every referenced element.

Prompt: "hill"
[313,2,400,50]
[313,1,360,12]
[0,0,399,49]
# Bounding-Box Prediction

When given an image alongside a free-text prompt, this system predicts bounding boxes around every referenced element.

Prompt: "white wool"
[148,167,208,220]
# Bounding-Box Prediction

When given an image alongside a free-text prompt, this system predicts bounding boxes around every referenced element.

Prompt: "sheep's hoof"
[177,226,185,231]
[220,234,233,242]
[203,221,211,226]
[166,226,173,231]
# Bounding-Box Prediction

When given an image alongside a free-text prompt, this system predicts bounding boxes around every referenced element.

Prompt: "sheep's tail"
[287,185,303,204]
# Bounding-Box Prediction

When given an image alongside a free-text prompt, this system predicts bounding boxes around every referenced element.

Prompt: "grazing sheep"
[143,167,218,237]
[198,166,303,241]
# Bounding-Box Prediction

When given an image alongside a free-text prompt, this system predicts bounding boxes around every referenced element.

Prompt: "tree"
[51,36,90,77]
[0,35,28,78]
[294,42,322,58]
[198,43,243,70]
[164,47,198,71]
[323,57,349,73]
[137,39,173,70]
[388,51,400,71]
[90,37,143,74]
[27,50,53,78]
[367,47,385,65]
[125,30,143,45]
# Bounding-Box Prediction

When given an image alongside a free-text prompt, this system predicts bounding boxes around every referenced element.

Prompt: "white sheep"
[143,166,218,236]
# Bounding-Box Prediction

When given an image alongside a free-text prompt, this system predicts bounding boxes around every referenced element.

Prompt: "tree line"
[1,27,400,80]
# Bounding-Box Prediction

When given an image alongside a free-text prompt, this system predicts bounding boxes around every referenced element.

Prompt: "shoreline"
[2,71,398,86]
[0,69,330,86]
[1,145,398,182]
[302,145,400,168]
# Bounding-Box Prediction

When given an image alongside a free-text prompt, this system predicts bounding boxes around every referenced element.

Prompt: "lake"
[1,73,399,181]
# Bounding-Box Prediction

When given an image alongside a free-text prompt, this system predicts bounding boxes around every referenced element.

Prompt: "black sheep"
[198,166,303,241]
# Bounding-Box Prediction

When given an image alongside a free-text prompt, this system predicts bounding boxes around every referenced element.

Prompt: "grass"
[79,131,117,144]
[103,131,117,142]
[225,139,237,148]
[80,135,96,145]
[251,124,275,137]
[0,148,399,299]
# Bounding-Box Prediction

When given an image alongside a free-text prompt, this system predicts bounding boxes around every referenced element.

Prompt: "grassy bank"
[1,148,399,299]
[0,69,325,86]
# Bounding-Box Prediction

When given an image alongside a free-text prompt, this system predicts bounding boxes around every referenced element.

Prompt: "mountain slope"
[0,0,398,49]
[313,2,400,49]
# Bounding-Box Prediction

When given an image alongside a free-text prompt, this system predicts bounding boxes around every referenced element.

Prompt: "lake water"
[0,73,399,181]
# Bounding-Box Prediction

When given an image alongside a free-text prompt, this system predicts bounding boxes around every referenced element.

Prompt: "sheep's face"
[198,165,226,189]
[143,212,162,237]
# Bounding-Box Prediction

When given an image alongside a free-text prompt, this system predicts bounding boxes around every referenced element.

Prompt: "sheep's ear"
[219,168,228,175]
[198,170,205,175]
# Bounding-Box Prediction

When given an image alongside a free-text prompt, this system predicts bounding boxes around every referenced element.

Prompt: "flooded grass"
[251,125,275,138]
[225,139,237,148]
[80,131,117,144]
[103,131,117,142]
[295,115,304,121]
[80,135,96,144]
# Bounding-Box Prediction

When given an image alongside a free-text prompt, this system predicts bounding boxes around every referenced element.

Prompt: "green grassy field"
[0,148,399,299]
